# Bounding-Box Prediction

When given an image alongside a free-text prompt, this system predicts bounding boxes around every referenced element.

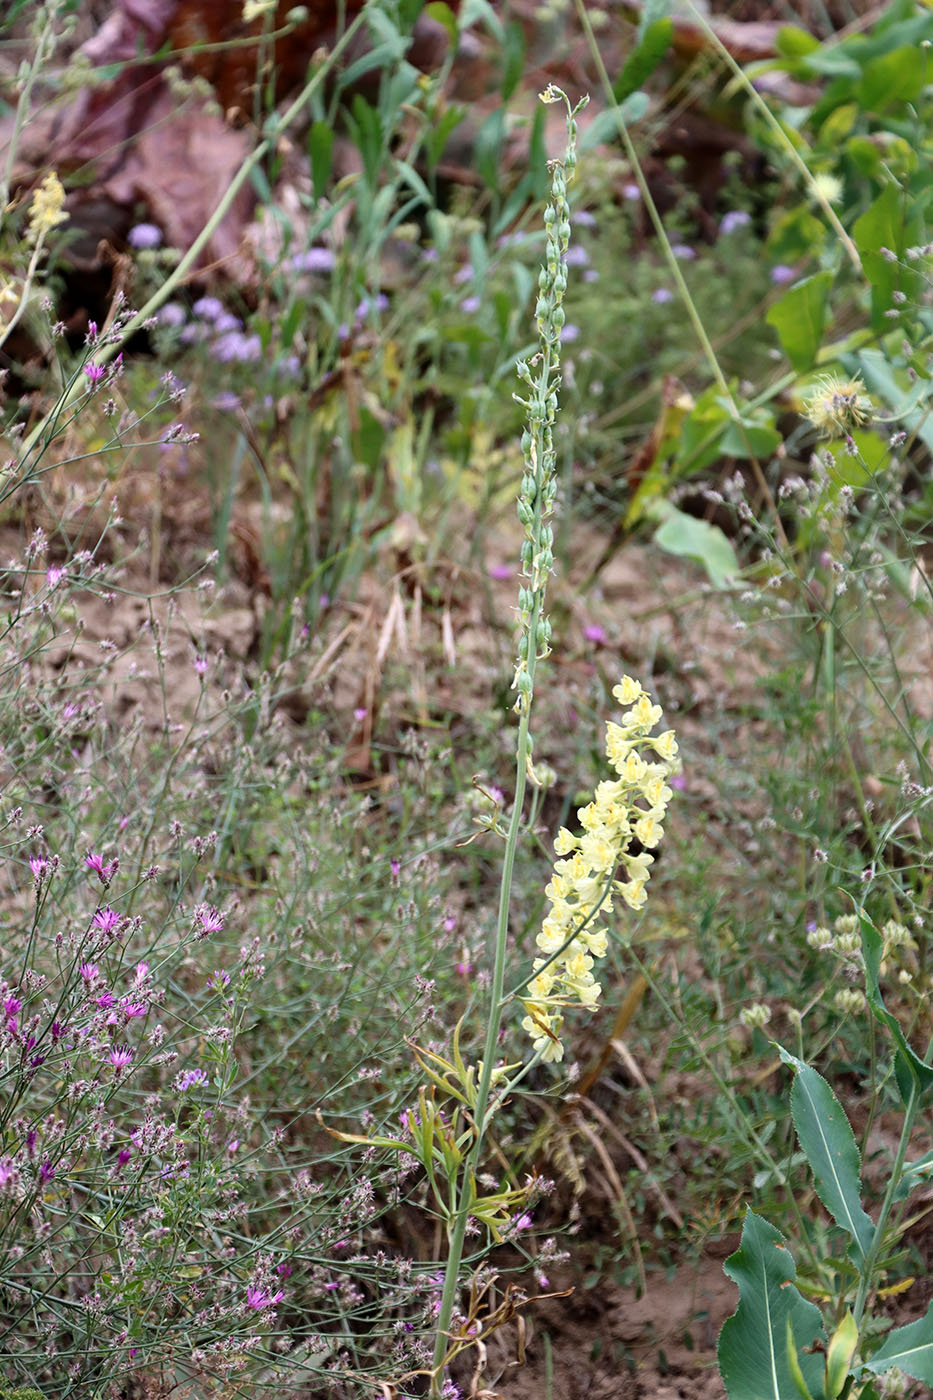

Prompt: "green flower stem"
[17,4,371,466]
[852,1079,919,1328]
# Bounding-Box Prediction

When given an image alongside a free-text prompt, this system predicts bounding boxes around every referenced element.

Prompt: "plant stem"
[852,1079,918,1327]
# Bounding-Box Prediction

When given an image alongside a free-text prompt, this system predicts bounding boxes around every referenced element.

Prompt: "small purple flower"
[39,1160,55,1183]
[460,295,481,314]
[206,969,230,990]
[175,1068,208,1092]
[196,904,224,936]
[355,293,389,319]
[246,1285,284,1310]
[29,855,49,881]
[487,563,512,580]
[86,851,118,884]
[193,654,209,676]
[583,623,607,644]
[93,906,119,933]
[453,263,473,284]
[561,323,580,342]
[128,223,163,249]
[116,1147,132,1168]
[46,566,65,587]
[212,331,261,363]
[770,263,796,285]
[96,992,116,1009]
[622,183,641,201]
[513,1211,533,1230]
[157,302,186,328]
[84,364,106,384]
[670,772,687,791]
[291,247,335,273]
[575,209,597,227]
[564,244,589,266]
[720,210,752,235]
[212,311,243,334]
[192,295,224,322]
[79,962,100,984]
[353,707,368,722]
[582,268,599,283]
[390,859,401,877]
[671,243,695,260]
[652,288,674,304]
[179,323,207,345]
[121,1001,147,1019]
[108,1047,134,1073]
[210,391,240,412]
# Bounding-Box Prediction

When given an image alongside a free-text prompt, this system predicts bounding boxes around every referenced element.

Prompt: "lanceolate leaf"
[719,1209,825,1400]
[777,1046,875,1261]
[861,1300,933,1385]
[859,911,933,1097]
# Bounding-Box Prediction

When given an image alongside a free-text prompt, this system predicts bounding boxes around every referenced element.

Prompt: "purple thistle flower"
[86,851,118,885]
[116,1147,132,1168]
[45,566,65,587]
[128,222,163,249]
[39,1160,55,1183]
[79,962,99,984]
[108,1046,133,1071]
[95,992,116,1009]
[84,364,106,384]
[121,1001,147,1019]
[246,1285,284,1310]
[206,969,230,990]
[93,906,119,933]
[195,904,224,936]
[29,855,48,881]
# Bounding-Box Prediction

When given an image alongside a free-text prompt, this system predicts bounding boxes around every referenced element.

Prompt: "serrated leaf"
[766,272,832,371]
[777,1046,875,1262]
[719,1209,825,1400]
[861,1300,933,1384]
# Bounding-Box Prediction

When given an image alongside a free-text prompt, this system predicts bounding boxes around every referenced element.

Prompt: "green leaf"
[825,1311,859,1398]
[613,17,673,103]
[766,272,833,371]
[857,45,925,112]
[852,186,923,330]
[649,502,740,589]
[308,121,334,201]
[786,1317,818,1400]
[719,1209,825,1400]
[776,1046,875,1262]
[859,911,933,1097]
[776,24,820,57]
[425,1,457,44]
[861,1300,933,1384]
[500,20,525,100]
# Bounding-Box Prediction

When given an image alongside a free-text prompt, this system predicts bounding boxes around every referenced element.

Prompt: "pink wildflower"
[246,1285,284,1310]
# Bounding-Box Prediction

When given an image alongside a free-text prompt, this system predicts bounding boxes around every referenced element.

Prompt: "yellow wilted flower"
[803,373,872,438]
[520,676,679,1062]
[28,172,68,240]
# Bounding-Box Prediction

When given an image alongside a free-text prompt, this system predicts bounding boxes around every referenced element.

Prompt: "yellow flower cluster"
[28,172,68,240]
[521,676,678,1062]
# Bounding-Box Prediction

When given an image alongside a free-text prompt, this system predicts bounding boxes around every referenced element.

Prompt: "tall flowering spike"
[511,86,588,734]
[28,172,68,241]
[521,677,679,1062]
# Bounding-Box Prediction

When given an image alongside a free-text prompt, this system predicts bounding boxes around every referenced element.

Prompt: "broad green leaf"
[859,910,933,1097]
[852,186,923,329]
[787,1318,818,1400]
[861,1301,933,1384]
[501,21,525,100]
[777,1047,875,1262]
[825,1311,859,1398]
[719,1210,825,1400]
[766,272,833,372]
[649,502,740,589]
[857,45,925,112]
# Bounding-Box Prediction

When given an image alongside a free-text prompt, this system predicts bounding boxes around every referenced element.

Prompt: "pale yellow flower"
[28,172,68,240]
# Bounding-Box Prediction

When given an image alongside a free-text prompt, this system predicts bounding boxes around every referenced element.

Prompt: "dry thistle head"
[803,373,872,438]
